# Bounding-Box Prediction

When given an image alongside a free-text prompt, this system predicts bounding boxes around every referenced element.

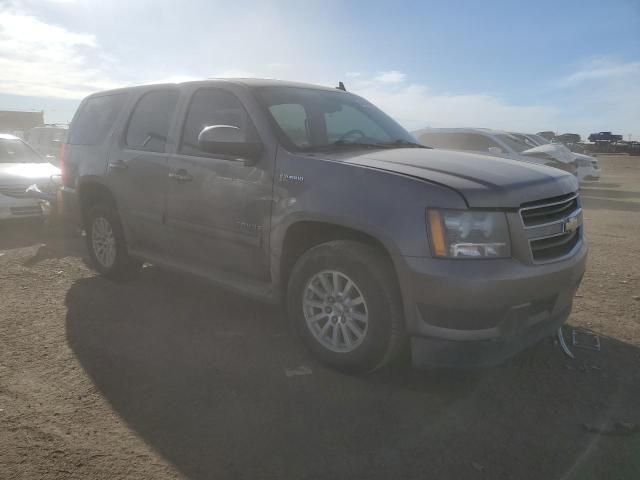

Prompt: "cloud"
[554,58,640,137]
[0,11,119,98]
[373,70,406,84]
[347,75,558,133]
[558,58,640,87]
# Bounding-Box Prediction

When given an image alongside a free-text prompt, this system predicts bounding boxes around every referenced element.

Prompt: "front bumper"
[396,241,587,368]
[0,195,46,221]
[577,166,601,182]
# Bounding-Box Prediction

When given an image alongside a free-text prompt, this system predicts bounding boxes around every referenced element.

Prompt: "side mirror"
[487,146,503,155]
[197,125,263,163]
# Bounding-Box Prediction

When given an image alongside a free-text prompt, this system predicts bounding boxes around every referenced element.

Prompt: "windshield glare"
[257,86,416,150]
[0,139,44,163]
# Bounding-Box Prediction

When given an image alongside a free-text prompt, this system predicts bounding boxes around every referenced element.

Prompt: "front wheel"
[85,203,141,281]
[287,240,406,372]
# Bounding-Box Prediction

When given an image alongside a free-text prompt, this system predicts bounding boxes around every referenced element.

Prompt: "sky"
[0,0,639,139]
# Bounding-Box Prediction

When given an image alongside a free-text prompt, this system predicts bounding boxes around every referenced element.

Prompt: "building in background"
[0,110,45,138]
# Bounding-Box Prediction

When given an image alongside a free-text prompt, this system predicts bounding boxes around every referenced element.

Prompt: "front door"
[165,87,272,279]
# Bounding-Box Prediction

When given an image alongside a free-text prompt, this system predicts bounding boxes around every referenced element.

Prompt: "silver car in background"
[0,134,60,222]
[413,128,579,178]
[511,132,601,182]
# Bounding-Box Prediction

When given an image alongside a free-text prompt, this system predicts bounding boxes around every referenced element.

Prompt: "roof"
[88,78,343,98]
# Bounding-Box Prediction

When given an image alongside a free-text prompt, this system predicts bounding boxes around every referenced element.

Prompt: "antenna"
[336,81,346,91]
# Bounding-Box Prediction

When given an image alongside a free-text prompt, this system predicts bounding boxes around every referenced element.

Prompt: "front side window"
[125,90,179,153]
[180,89,258,156]
[268,103,310,146]
[258,86,414,150]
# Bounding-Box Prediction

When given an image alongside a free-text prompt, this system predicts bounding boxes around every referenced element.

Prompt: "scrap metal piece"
[572,329,601,351]
[557,327,575,359]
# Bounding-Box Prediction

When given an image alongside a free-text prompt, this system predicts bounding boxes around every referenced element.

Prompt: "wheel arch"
[77,179,118,222]
[277,219,402,296]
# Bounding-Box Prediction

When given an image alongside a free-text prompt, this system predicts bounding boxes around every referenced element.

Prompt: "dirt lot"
[1,155,639,480]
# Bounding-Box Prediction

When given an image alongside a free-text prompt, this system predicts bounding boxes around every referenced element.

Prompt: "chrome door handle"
[168,170,193,182]
[108,160,128,171]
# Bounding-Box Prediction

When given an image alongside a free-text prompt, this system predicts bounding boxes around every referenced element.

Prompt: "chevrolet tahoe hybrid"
[60,79,587,371]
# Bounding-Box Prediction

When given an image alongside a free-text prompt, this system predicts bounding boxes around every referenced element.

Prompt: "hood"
[330,148,579,208]
[0,162,60,187]
[522,144,575,163]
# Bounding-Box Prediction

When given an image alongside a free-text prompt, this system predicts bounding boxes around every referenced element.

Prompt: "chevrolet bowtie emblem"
[564,215,579,233]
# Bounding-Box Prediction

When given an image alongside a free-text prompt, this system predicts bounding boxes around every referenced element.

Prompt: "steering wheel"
[337,129,366,143]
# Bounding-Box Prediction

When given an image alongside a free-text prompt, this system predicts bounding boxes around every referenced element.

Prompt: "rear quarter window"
[69,93,127,145]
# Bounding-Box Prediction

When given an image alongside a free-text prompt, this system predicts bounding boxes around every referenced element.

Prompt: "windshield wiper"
[303,141,396,152]
[384,139,431,149]
[302,139,431,152]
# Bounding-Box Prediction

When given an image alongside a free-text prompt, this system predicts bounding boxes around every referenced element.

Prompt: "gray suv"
[61,79,587,372]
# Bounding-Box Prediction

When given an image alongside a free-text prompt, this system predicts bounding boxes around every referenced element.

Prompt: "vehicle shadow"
[65,270,640,480]
[0,220,45,250]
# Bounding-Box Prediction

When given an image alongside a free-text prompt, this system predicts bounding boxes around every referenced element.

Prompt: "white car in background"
[511,132,601,182]
[0,134,60,222]
[413,128,579,177]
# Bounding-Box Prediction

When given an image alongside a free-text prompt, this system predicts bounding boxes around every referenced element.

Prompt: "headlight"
[427,209,511,258]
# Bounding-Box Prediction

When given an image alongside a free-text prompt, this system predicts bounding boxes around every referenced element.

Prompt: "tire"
[287,240,406,373]
[84,202,141,281]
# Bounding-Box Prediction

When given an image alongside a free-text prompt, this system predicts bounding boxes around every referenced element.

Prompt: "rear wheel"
[85,203,141,281]
[287,240,405,372]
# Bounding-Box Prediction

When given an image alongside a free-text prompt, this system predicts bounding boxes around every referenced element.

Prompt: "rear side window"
[125,90,178,153]
[69,93,127,145]
[179,88,258,156]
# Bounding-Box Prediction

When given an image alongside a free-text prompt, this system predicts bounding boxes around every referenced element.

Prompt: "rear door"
[107,88,179,254]
[165,86,271,279]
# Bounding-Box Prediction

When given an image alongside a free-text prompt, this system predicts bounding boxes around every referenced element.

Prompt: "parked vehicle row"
[57,79,586,372]
[413,128,600,183]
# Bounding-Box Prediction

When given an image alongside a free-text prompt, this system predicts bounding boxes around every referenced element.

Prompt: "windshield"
[529,134,550,145]
[0,138,44,163]
[510,133,539,149]
[257,86,416,150]
[496,134,533,153]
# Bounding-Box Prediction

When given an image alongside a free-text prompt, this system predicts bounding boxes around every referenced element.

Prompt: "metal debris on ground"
[572,329,601,351]
[557,327,575,359]
[285,365,313,377]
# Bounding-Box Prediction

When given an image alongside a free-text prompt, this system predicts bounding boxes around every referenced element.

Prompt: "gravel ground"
[1,155,639,480]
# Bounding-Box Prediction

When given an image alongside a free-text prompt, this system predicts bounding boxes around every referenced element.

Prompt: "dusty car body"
[61,79,586,371]
[0,134,60,222]
[516,132,601,182]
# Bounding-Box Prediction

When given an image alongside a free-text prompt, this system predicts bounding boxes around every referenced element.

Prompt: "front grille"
[520,193,579,227]
[0,185,29,198]
[520,192,582,263]
[530,228,581,262]
[10,206,42,216]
